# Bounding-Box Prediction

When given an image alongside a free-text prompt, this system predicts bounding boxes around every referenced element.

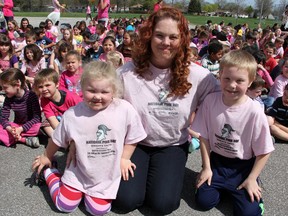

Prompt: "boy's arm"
[47,116,60,129]
[121,143,137,181]
[237,153,271,202]
[196,136,213,188]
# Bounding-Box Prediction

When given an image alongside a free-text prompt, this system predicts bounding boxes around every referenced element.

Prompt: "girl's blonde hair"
[81,61,123,98]
[106,51,124,69]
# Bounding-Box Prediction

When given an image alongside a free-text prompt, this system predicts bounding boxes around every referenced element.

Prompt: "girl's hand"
[66,140,77,168]
[120,158,136,181]
[14,127,23,141]
[32,154,51,174]
[237,178,262,202]
[196,168,213,188]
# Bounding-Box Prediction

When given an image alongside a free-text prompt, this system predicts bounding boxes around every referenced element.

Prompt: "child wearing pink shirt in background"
[59,50,83,97]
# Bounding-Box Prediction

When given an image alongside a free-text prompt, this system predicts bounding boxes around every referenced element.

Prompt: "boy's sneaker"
[188,137,200,153]
[26,137,40,148]
[271,136,275,144]
[259,198,265,215]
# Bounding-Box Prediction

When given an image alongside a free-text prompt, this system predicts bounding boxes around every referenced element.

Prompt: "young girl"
[96,23,106,45]
[0,68,41,148]
[0,34,18,73]
[117,30,137,63]
[6,20,19,41]
[53,41,73,74]
[21,44,46,86]
[59,50,83,97]
[19,18,30,33]
[32,61,146,215]
[99,36,124,63]
[45,18,58,42]
[73,23,83,54]
[107,51,124,69]
[60,28,77,50]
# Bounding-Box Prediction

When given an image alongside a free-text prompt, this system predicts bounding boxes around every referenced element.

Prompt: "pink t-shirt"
[97,0,110,19]
[41,90,82,119]
[192,92,274,159]
[21,57,46,78]
[269,74,288,99]
[52,0,61,12]
[52,99,147,199]
[118,61,220,147]
[59,68,83,98]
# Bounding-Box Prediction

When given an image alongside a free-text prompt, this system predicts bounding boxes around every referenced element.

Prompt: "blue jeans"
[113,142,189,215]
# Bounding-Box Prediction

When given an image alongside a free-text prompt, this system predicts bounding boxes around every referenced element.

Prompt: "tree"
[215,0,227,9]
[255,0,273,18]
[244,6,254,17]
[188,0,201,14]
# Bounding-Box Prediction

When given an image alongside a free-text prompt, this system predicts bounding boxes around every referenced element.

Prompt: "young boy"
[191,50,274,215]
[201,41,223,77]
[34,27,55,61]
[264,42,277,73]
[33,68,82,137]
[82,34,103,62]
[267,83,288,142]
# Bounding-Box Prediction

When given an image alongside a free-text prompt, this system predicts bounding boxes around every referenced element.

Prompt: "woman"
[47,0,65,26]
[0,0,14,24]
[113,7,219,214]
[97,0,110,27]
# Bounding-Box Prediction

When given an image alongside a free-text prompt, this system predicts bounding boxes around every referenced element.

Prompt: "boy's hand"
[237,178,262,202]
[196,168,213,188]
[120,158,136,181]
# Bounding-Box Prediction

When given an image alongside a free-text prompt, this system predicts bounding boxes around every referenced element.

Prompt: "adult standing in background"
[97,0,110,27]
[0,0,14,24]
[153,0,163,12]
[47,0,65,26]
[113,7,219,215]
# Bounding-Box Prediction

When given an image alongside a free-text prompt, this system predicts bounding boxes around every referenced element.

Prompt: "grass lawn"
[14,12,281,29]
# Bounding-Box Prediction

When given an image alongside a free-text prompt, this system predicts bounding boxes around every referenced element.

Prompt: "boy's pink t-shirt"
[265,57,277,73]
[41,90,82,119]
[118,61,220,147]
[52,99,147,199]
[59,68,83,97]
[192,92,274,159]
[269,74,288,99]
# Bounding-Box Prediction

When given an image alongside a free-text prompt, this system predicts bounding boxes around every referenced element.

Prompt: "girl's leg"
[0,124,16,147]
[145,142,189,215]
[113,145,150,212]
[84,195,112,216]
[20,123,41,137]
[44,168,82,213]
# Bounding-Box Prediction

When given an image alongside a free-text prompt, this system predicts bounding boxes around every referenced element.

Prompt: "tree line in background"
[13,0,288,20]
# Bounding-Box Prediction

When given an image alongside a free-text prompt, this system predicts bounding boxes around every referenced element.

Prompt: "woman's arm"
[98,0,108,10]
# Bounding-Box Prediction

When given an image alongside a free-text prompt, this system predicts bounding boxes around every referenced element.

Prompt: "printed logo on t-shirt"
[214,123,239,155]
[86,124,117,158]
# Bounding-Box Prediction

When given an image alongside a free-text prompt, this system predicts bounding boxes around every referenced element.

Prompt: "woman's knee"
[148,196,180,215]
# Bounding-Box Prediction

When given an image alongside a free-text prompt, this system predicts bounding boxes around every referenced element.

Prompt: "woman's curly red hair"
[132,6,192,97]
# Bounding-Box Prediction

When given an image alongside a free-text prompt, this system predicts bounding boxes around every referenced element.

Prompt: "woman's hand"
[66,140,77,168]
[120,158,136,181]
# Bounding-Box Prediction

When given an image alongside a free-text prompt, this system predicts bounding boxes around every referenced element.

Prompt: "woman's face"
[150,18,180,68]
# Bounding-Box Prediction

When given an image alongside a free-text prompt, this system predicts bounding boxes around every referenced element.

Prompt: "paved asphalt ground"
[0,17,287,216]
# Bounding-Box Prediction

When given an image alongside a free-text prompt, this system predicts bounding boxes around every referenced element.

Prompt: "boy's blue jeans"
[195,152,263,216]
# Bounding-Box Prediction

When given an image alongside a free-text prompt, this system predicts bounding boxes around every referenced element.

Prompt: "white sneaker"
[26,137,40,148]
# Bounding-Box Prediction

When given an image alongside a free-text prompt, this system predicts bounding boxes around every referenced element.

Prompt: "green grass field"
[14,12,280,29]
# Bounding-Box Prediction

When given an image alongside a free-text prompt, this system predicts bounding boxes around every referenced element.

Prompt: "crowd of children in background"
[0,13,287,146]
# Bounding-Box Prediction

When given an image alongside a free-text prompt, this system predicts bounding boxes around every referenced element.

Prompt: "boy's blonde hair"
[219,50,257,82]
[107,51,124,69]
[33,69,59,93]
[81,61,123,98]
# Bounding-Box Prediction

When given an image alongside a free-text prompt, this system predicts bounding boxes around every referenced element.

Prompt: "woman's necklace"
[153,72,170,103]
